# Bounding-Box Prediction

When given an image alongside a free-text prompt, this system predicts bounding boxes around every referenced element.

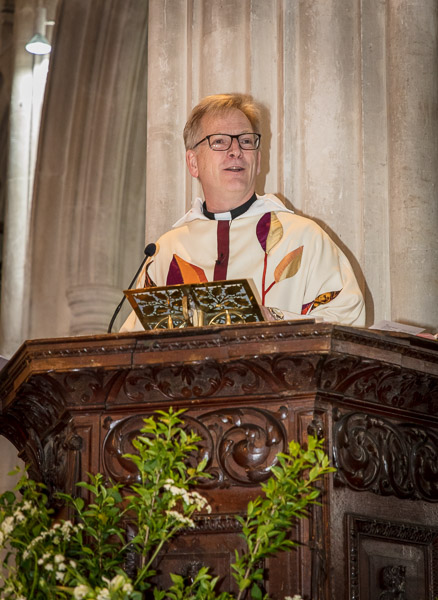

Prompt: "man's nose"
[227,137,242,157]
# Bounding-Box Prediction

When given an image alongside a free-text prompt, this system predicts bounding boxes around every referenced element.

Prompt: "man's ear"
[186,150,199,178]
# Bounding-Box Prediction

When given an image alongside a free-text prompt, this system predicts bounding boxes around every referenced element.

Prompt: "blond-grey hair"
[183,93,261,150]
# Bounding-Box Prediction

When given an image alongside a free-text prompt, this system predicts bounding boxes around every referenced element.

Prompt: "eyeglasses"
[193,133,261,151]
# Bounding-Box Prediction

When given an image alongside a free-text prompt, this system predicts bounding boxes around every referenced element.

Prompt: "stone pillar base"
[67,285,122,335]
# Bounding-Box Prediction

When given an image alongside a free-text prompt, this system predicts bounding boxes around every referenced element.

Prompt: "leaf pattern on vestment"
[256,212,283,253]
[166,254,207,285]
[301,289,342,314]
[312,290,341,307]
[274,245,303,282]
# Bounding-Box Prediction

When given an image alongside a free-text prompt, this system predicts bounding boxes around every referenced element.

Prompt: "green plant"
[0,408,334,600]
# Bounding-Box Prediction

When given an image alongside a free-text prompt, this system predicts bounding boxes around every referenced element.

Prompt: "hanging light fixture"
[25,7,53,55]
[25,32,51,55]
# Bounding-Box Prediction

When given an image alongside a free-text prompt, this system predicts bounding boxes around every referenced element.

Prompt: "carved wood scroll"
[333,411,438,501]
[103,406,288,488]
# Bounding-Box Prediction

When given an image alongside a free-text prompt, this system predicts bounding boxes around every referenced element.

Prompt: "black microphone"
[107,243,156,333]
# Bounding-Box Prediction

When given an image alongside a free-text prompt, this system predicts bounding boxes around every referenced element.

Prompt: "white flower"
[189,490,204,502]
[56,571,65,581]
[1,516,14,534]
[14,510,25,522]
[166,510,195,527]
[96,588,111,600]
[109,574,125,590]
[73,584,89,599]
[188,490,211,512]
[61,520,75,535]
[122,583,134,593]
[54,553,65,563]
[163,483,183,496]
[44,563,54,571]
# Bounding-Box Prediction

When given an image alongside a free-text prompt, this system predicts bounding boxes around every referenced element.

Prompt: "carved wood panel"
[347,514,438,599]
[102,405,289,489]
[320,355,438,414]
[333,411,438,501]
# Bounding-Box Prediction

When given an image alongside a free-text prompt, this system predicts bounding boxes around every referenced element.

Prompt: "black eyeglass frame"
[192,133,261,151]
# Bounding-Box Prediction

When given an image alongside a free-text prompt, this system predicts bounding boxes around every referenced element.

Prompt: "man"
[122,93,365,331]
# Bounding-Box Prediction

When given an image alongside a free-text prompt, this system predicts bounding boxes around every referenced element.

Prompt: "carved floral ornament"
[103,406,289,488]
[320,355,438,414]
[120,355,319,402]
[333,411,438,502]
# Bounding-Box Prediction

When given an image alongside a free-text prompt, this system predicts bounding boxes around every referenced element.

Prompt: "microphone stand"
[107,243,156,333]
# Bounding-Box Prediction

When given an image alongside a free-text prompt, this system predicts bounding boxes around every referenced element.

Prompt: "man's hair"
[183,93,261,150]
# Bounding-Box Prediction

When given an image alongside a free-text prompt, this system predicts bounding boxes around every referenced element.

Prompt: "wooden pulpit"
[1,322,437,599]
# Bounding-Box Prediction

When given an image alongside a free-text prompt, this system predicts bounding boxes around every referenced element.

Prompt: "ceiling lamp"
[25,32,51,55]
[25,7,53,55]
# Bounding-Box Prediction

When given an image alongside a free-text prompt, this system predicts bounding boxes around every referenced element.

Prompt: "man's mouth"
[225,166,244,172]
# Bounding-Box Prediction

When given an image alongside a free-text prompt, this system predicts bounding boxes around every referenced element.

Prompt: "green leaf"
[307,489,321,500]
[251,582,263,600]
[2,491,16,505]
[239,578,251,591]
[170,573,184,585]
[196,457,208,473]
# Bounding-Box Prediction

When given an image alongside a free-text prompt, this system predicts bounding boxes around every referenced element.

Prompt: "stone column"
[192,0,249,95]
[360,0,391,325]
[0,0,45,509]
[292,1,363,263]
[0,0,51,357]
[145,0,190,242]
[27,0,148,338]
[249,0,286,200]
[387,0,438,329]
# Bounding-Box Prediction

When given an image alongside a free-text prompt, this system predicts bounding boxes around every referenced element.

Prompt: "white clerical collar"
[172,193,294,228]
[202,193,257,220]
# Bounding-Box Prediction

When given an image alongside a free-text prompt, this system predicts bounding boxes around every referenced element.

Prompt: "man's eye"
[213,137,226,145]
[240,137,252,146]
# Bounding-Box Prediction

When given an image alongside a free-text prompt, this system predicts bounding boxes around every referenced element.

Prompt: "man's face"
[186,108,261,211]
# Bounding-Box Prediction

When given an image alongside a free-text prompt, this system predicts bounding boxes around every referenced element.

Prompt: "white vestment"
[121,194,365,331]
